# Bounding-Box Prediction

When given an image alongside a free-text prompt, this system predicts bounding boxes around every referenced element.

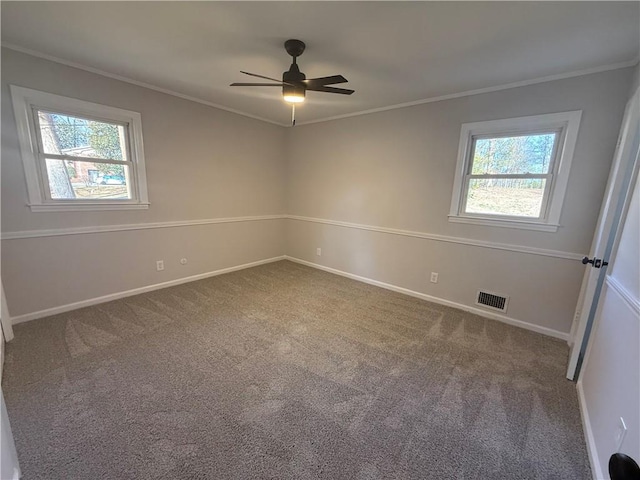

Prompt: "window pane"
[37,111,127,161]
[471,133,556,175]
[465,178,546,217]
[45,159,131,200]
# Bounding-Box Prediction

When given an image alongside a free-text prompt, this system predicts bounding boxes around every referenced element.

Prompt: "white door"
[566,86,640,380]
[1,282,14,342]
[1,388,21,480]
[578,174,640,476]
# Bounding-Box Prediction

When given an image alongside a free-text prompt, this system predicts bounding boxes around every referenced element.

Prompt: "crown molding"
[1,42,290,127]
[2,43,637,128]
[295,58,639,126]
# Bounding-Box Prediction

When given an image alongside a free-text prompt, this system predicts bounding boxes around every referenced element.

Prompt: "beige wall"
[2,220,285,318]
[286,67,634,336]
[1,48,286,231]
[1,48,287,317]
[1,47,634,338]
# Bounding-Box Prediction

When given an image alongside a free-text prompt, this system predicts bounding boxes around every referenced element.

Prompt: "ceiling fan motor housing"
[283,63,306,99]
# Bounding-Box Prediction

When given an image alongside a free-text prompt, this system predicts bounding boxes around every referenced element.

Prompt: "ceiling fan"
[231,39,354,124]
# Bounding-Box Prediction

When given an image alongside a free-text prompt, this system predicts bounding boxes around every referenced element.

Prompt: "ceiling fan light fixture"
[231,38,353,109]
[283,94,305,104]
[283,85,305,103]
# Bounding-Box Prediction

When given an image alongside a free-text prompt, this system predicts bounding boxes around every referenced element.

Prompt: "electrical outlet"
[180,258,188,265]
[316,248,322,256]
[156,260,164,271]
[615,417,627,451]
[430,272,439,283]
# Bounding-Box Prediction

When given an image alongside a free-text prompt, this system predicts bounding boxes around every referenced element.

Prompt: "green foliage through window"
[39,111,125,161]
[465,132,559,218]
[471,133,556,176]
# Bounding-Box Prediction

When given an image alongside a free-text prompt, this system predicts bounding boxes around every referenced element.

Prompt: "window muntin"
[34,109,135,202]
[448,111,582,232]
[36,110,128,160]
[10,86,148,212]
[461,130,562,219]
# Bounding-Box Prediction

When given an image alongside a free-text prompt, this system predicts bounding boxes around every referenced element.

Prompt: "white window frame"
[10,85,149,212]
[448,111,582,232]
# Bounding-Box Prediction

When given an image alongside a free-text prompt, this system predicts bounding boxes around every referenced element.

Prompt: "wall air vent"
[476,290,509,313]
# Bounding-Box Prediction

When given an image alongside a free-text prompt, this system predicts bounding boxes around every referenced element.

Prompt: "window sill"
[29,202,150,213]
[448,215,559,232]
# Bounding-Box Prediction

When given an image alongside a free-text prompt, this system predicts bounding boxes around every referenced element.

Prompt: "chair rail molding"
[1,214,286,240]
[286,215,583,260]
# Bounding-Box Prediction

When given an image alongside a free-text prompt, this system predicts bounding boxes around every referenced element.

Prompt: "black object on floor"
[609,453,640,480]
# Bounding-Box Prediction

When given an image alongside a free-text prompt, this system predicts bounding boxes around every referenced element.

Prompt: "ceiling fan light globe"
[283,94,305,103]
[282,83,306,103]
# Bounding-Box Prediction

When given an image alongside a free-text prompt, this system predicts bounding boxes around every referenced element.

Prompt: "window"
[449,111,581,232]
[10,86,149,212]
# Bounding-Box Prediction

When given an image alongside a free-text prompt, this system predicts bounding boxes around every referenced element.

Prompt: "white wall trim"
[286,215,583,260]
[28,203,151,213]
[1,214,286,240]
[577,379,605,480]
[606,275,640,316]
[2,214,583,261]
[2,43,637,129]
[7,251,575,338]
[10,255,286,325]
[447,215,560,232]
[285,255,569,341]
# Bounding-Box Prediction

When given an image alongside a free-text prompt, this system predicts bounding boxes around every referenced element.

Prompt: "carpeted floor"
[2,260,590,479]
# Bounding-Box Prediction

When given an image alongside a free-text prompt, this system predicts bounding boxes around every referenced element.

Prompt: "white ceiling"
[2,2,639,126]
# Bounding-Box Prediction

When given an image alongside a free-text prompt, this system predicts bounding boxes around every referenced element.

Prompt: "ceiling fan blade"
[303,75,348,87]
[240,71,294,85]
[230,83,286,87]
[306,85,355,95]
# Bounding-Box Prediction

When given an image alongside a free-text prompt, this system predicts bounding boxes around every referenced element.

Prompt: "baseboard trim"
[577,380,604,480]
[285,255,569,341]
[10,256,286,325]
[9,253,571,341]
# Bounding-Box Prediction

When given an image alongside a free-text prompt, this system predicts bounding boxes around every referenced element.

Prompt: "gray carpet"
[2,260,591,479]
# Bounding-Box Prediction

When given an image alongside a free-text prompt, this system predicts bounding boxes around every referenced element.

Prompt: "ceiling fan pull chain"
[291,104,296,126]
